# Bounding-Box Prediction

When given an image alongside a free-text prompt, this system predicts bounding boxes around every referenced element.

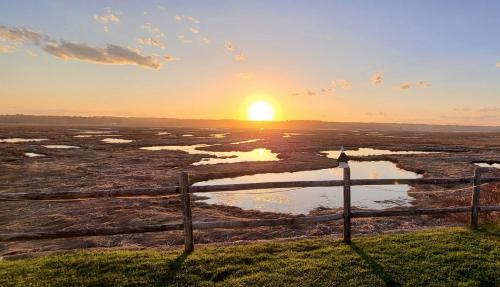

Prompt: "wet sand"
[1,125,499,257]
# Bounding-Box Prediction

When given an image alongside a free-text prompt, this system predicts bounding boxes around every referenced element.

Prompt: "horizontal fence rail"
[1,177,500,201]
[0,168,498,252]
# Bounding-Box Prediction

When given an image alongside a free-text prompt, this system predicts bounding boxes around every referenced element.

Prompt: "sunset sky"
[1,1,499,126]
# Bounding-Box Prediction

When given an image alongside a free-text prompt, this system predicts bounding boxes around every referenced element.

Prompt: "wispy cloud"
[332,79,352,89]
[234,52,245,61]
[496,62,500,67]
[395,82,411,90]
[371,72,383,85]
[94,12,120,24]
[224,41,235,52]
[0,26,46,45]
[44,42,162,69]
[1,25,162,69]
[415,81,431,88]
[141,22,164,38]
[395,81,431,90]
[189,27,199,34]
[136,37,166,49]
[0,44,15,53]
[175,15,200,24]
[164,54,179,61]
[200,36,211,44]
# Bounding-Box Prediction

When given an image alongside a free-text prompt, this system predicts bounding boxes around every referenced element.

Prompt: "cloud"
[136,37,166,49]
[234,53,245,61]
[395,82,411,90]
[200,36,211,44]
[1,25,164,69]
[306,90,316,96]
[496,62,500,67]
[94,12,120,24]
[224,41,235,52]
[163,54,179,61]
[0,26,47,45]
[175,15,200,24]
[0,44,15,53]
[331,79,351,89]
[189,27,199,34]
[141,22,164,38]
[415,81,431,88]
[371,72,383,85]
[44,41,161,69]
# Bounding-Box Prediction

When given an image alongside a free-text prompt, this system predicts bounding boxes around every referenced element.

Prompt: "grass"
[1,224,499,287]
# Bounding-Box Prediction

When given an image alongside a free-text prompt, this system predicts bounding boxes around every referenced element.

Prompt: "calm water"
[0,138,48,143]
[101,138,134,144]
[140,144,279,165]
[43,145,80,149]
[475,162,500,169]
[25,152,45,157]
[322,147,438,158]
[194,160,421,215]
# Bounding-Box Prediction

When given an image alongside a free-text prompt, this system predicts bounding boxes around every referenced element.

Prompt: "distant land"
[1,114,499,132]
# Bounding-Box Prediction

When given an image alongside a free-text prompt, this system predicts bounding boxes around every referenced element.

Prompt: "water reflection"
[230,139,262,145]
[0,138,47,143]
[140,144,279,165]
[25,152,45,157]
[195,161,420,215]
[475,162,500,169]
[323,148,438,158]
[43,145,80,149]
[101,138,133,144]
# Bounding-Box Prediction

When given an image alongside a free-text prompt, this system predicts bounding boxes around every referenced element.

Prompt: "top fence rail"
[1,176,500,201]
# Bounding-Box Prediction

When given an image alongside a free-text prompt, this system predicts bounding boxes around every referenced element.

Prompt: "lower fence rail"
[0,168,498,252]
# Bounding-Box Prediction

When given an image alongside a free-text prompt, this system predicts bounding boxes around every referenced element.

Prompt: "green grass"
[1,224,499,287]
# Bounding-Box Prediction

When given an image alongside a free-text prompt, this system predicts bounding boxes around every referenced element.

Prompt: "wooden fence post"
[343,167,351,244]
[471,168,481,229]
[180,171,194,252]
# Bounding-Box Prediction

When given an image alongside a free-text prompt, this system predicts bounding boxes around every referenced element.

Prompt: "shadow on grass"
[158,251,190,285]
[350,243,400,287]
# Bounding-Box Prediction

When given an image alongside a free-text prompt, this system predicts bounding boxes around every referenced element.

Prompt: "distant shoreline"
[0,114,499,132]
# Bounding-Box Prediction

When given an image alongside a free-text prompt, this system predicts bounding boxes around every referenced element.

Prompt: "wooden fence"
[1,167,499,252]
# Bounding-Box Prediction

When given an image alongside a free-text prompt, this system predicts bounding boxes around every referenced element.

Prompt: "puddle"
[157,132,171,135]
[322,148,438,158]
[74,135,93,138]
[75,130,119,134]
[195,160,420,214]
[475,162,500,169]
[140,144,279,165]
[43,145,80,149]
[0,138,48,143]
[283,133,316,138]
[182,134,194,137]
[230,139,262,145]
[25,152,45,157]
[101,138,133,144]
[210,133,229,138]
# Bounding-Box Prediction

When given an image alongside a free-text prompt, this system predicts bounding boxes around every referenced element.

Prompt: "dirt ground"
[1,125,499,257]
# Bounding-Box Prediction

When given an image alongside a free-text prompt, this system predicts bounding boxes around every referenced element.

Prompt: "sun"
[248,101,274,121]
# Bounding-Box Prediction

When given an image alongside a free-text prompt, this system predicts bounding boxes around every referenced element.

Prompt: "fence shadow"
[350,243,400,287]
[159,251,190,284]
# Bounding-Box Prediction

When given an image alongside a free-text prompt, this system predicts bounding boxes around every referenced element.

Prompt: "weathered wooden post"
[338,147,351,244]
[471,167,481,229]
[180,171,194,252]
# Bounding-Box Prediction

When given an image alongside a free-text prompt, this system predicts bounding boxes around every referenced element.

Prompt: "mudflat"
[1,125,499,257]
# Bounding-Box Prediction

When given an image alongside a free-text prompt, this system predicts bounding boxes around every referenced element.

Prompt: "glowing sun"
[248,101,274,121]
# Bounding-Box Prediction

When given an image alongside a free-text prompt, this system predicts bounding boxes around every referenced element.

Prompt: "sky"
[0,0,499,126]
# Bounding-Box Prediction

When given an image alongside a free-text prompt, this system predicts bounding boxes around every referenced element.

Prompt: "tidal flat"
[0,125,499,257]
